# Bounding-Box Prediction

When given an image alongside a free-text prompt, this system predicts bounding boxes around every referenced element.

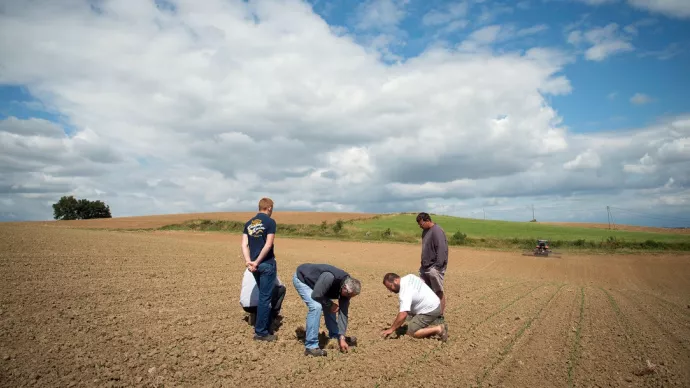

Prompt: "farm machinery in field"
[522,239,562,258]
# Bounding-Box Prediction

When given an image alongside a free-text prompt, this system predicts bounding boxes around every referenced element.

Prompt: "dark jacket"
[296,263,350,300]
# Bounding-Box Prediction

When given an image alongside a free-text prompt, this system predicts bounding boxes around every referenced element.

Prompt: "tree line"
[52,195,112,220]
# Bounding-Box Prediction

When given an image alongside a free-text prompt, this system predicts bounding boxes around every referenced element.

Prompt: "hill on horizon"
[8,210,689,235]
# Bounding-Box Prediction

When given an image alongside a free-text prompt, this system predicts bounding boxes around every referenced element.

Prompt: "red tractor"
[523,239,562,258]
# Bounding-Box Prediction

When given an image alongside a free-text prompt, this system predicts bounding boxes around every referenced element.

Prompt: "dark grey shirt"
[310,272,350,336]
[420,224,448,272]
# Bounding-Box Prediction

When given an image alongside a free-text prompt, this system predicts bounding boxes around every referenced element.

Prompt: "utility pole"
[607,206,611,229]
[532,204,535,221]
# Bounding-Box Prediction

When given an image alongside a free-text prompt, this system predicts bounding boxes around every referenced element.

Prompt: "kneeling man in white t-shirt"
[381,273,448,341]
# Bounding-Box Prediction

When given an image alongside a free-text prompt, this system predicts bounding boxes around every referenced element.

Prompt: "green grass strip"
[157,218,690,252]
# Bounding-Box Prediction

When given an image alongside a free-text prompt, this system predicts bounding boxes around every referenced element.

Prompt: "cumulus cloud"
[571,23,634,61]
[563,149,602,170]
[628,0,690,19]
[422,1,469,26]
[0,0,688,226]
[457,23,551,52]
[352,0,409,61]
[355,0,408,30]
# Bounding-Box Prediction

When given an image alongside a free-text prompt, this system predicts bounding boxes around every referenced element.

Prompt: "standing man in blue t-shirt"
[242,197,278,341]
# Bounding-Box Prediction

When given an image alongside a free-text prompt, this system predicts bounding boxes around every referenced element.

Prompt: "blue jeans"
[252,258,277,337]
[292,273,339,349]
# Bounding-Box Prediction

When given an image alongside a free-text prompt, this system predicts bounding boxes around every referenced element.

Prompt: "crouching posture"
[381,273,448,341]
[293,263,361,357]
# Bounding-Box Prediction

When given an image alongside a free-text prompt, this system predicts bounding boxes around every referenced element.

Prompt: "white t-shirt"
[398,274,440,315]
[239,269,283,308]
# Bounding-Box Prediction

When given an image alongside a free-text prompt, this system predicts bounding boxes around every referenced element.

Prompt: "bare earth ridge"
[1,221,689,387]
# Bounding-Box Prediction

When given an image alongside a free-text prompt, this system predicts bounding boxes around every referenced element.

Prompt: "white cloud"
[457,25,502,51]
[0,0,688,226]
[628,0,690,19]
[574,0,619,4]
[584,24,634,60]
[567,23,635,61]
[516,24,549,36]
[352,0,409,61]
[422,2,469,26]
[563,149,602,170]
[630,92,653,105]
[355,0,408,30]
[623,153,657,173]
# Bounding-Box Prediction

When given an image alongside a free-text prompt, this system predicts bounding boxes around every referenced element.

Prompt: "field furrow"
[482,283,579,388]
[611,289,690,384]
[379,282,562,386]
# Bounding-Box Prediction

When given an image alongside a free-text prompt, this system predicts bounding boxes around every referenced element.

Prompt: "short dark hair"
[416,212,431,223]
[383,273,399,284]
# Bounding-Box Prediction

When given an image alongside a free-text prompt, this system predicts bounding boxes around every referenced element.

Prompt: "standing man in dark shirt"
[416,212,448,316]
[242,198,278,341]
[292,263,361,357]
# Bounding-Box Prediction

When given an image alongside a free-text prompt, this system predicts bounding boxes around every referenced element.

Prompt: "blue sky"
[0,0,689,227]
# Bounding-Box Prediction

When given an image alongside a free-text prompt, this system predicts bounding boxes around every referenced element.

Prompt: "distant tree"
[52,195,112,220]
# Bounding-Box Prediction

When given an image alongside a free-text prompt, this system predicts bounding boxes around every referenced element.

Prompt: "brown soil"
[11,211,376,230]
[543,221,690,235]
[1,223,689,387]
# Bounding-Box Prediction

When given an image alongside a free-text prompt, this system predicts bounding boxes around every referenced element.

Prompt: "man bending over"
[293,263,361,356]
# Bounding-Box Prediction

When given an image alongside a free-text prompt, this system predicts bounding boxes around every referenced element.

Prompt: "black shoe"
[344,336,357,346]
[253,334,277,342]
[304,348,327,357]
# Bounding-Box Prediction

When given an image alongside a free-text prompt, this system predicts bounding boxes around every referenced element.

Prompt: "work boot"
[304,348,327,357]
[253,334,277,342]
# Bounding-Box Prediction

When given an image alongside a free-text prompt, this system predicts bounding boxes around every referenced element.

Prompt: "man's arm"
[433,229,447,267]
[381,311,408,337]
[310,272,335,310]
[241,233,251,265]
[336,296,350,338]
[252,233,274,266]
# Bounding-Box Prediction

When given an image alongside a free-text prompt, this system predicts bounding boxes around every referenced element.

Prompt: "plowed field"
[1,224,689,387]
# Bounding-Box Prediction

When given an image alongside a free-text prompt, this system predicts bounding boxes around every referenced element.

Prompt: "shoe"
[304,348,327,357]
[253,334,277,342]
[344,336,357,346]
[439,323,449,342]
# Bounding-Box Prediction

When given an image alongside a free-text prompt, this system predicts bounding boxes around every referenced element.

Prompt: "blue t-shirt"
[243,213,276,261]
